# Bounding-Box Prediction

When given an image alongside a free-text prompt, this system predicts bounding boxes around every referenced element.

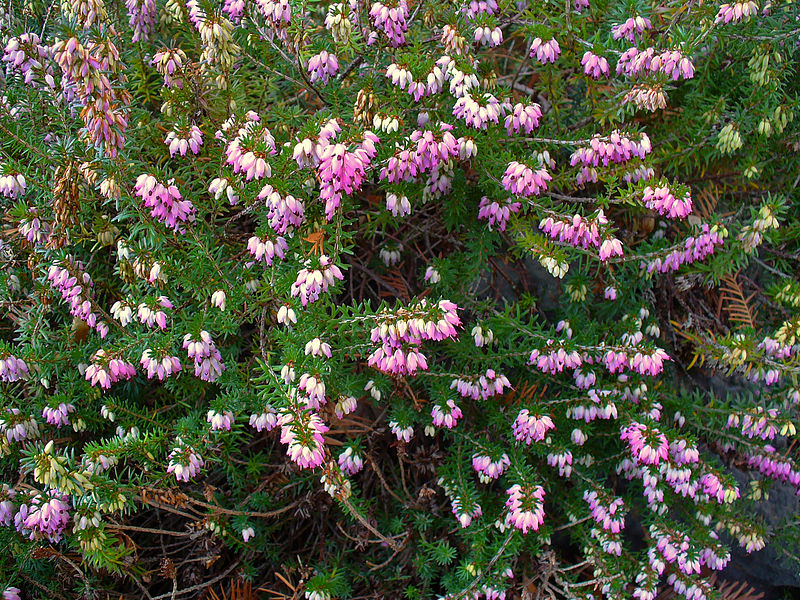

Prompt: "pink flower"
[620,422,668,465]
[513,410,555,444]
[472,453,510,482]
[211,290,227,311]
[16,490,71,542]
[0,353,28,383]
[643,184,693,219]
[85,349,136,389]
[42,403,75,427]
[478,196,521,231]
[207,410,235,431]
[501,161,552,197]
[290,255,344,306]
[611,16,652,43]
[278,408,328,469]
[504,102,542,136]
[715,1,758,24]
[505,484,545,534]
[431,399,463,429]
[453,93,506,130]
[529,38,560,64]
[2,587,20,600]
[134,174,195,231]
[474,25,503,47]
[338,446,364,475]
[451,369,510,400]
[369,0,409,46]
[599,237,624,261]
[164,125,203,157]
[250,408,278,432]
[247,235,288,265]
[140,349,182,380]
[307,51,339,84]
[581,51,610,78]
[167,444,204,481]
[182,331,226,382]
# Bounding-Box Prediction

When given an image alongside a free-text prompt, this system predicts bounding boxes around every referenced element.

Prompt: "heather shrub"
[0,0,799,598]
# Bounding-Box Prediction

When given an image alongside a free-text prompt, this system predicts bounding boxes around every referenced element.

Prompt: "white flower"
[211,290,226,311]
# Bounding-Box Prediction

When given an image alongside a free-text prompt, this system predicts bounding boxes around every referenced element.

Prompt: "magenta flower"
[290,255,344,306]
[85,349,136,389]
[370,0,409,46]
[474,25,503,47]
[504,101,542,136]
[140,349,182,380]
[307,51,339,84]
[0,353,28,383]
[250,408,278,432]
[42,403,75,427]
[431,399,463,429]
[620,422,668,465]
[715,1,758,24]
[134,174,195,231]
[47,259,107,337]
[247,235,288,265]
[472,453,510,482]
[642,184,693,219]
[451,369,510,400]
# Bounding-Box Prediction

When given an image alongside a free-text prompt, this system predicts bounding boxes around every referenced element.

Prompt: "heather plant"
[0,0,799,598]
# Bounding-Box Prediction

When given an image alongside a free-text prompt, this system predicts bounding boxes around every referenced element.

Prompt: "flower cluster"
[140,349,182,381]
[0,353,28,383]
[570,131,651,168]
[183,331,225,382]
[450,369,511,400]
[504,484,545,534]
[472,453,510,483]
[307,51,339,84]
[641,224,726,275]
[501,161,552,197]
[278,408,329,469]
[616,47,695,80]
[47,259,108,338]
[611,16,652,43]
[164,125,203,157]
[134,174,196,231]
[513,410,555,444]
[42,403,75,427]
[291,255,345,306]
[642,183,693,219]
[367,300,461,376]
[85,349,136,389]
[167,444,204,482]
[0,171,26,199]
[369,0,409,46]
[477,196,521,231]
[715,1,759,24]
[14,490,71,542]
[529,38,560,64]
